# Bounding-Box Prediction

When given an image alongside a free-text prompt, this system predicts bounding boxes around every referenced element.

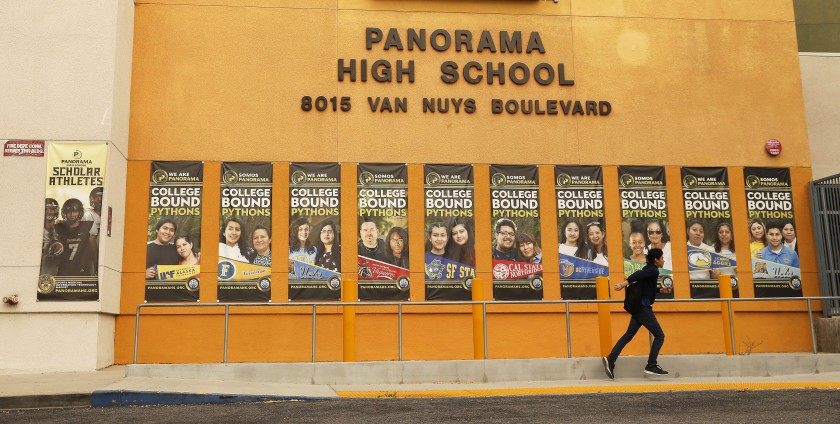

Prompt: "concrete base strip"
[0,394,90,410]
[336,382,840,398]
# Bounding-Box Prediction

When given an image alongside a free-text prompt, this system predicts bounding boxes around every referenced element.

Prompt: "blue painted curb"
[91,390,331,407]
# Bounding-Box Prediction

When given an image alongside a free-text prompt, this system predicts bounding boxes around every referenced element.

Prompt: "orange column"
[718,274,735,355]
[596,275,613,356]
[472,277,486,360]
[342,279,357,362]
[272,162,289,302]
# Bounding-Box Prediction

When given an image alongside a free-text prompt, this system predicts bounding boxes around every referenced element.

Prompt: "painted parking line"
[337,382,840,398]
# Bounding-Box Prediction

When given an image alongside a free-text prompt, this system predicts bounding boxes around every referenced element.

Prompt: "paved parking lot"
[3,389,840,423]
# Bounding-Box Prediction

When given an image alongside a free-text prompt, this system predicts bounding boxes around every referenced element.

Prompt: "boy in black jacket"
[603,248,672,379]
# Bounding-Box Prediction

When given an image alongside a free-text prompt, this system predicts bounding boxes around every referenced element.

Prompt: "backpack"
[623,282,643,315]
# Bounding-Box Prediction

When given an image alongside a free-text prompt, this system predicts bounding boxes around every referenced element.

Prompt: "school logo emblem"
[556,173,572,188]
[222,170,238,185]
[152,169,169,184]
[359,171,374,186]
[37,274,56,294]
[492,263,510,279]
[746,174,761,189]
[619,173,635,188]
[258,278,271,291]
[358,266,372,278]
[218,261,236,280]
[290,170,307,185]
[425,259,444,280]
[559,258,575,278]
[491,173,507,187]
[73,150,83,159]
[425,172,441,186]
[530,277,544,291]
[396,276,410,291]
[462,277,473,291]
[623,261,634,277]
[789,276,802,290]
[186,278,200,291]
[753,262,768,275]
[660,276,674,288]
[328,276,342,291]
[682,175,698,189]
[688,251,712,269]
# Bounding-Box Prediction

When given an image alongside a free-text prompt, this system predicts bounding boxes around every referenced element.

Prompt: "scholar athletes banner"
[682,167,739,299]
[217,162,272,302]
[744,167,801,297]
[555,166,607,300]
[38,142,106,301]
[144,161,203,302]
[424,164,475,301]
[289,162,341,301]
[489,164,543,301]
[357,163,410,301]
[618,166,673,299]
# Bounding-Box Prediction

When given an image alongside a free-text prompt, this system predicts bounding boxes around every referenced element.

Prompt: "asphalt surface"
[2,390,839,423]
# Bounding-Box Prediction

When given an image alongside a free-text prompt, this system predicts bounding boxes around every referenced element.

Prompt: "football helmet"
[89,187,103,211]
[45,198,59,222]
[61,198,84,223]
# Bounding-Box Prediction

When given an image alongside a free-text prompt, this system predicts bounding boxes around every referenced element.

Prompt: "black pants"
[607,306,665,366]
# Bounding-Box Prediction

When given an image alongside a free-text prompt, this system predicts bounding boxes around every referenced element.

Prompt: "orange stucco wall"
[116,162,819,363]
[116,1,818,364]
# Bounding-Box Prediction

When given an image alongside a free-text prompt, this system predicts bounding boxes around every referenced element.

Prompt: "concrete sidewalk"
[3,354,840,409]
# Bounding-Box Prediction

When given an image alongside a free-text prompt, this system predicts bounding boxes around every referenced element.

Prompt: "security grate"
[809,173,840,316]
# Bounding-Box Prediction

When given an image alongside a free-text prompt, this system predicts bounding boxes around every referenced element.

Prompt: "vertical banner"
[357,163,410,301]
[38,142,106,301]
[144,161,203,302]
[618,166,673,298]
[682,167,739,298]
[744,167,801,297]
[288,163,342,301]
[217,162,272,302]
[424,164,476,301]
[555,166,607,300]
[489,165,543,301]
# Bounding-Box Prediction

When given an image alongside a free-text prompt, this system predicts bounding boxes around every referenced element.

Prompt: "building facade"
[1,0,829,372]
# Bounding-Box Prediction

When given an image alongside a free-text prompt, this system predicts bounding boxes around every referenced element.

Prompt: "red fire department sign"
[4,140,45,157]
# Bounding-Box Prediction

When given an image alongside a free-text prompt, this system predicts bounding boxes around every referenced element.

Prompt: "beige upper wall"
[0,0,134,373]
[0,1,121,144]
[800,53,840,180]
[129,1,808,167]
[1,0,134,311]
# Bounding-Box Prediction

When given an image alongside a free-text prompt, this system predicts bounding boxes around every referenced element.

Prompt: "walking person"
[603,248,672,379]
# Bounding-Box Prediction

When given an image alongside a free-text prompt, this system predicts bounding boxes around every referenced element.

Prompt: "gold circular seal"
[38,274,56,294]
